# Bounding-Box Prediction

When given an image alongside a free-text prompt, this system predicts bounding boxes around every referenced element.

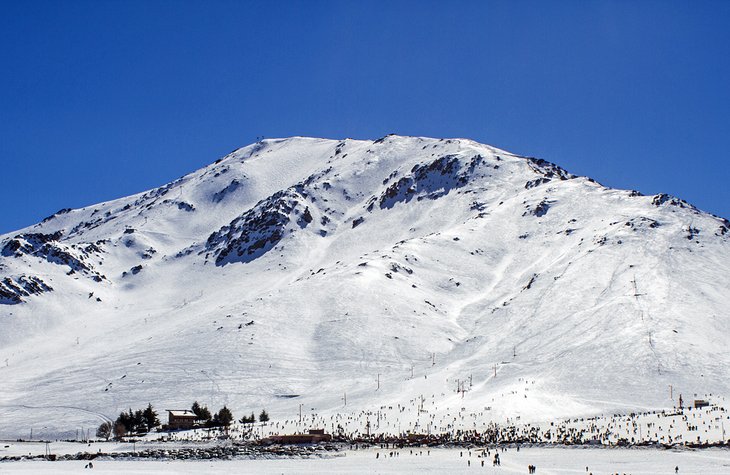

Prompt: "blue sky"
[1,0,728,233]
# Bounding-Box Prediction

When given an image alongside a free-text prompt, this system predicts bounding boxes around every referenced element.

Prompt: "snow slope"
[0,135,728,439]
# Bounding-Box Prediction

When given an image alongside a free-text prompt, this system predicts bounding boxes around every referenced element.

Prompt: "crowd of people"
[164,392,727,449]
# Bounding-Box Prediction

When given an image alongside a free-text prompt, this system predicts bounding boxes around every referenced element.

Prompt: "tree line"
[96,401,270,440]
[191,401,269,426]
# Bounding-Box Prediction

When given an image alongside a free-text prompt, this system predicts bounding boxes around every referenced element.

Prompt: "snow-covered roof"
[167,410,196,417]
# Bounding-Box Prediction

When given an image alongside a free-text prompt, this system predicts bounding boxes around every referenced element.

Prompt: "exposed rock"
[205,189,312,265]
[0,275,53,304]
[376,154,485,209]
[213,179,243,203]
[177,201,196,212]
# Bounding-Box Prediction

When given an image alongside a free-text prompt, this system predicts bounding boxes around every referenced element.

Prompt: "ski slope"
[0,136,728,439]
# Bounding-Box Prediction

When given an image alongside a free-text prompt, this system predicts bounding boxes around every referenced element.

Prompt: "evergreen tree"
[115,409,133,433]
[192,401,212,421]
[259,409,270,422]
[142,403,160,432]
[114,405,158,435]
[216,406,233,427]
[239,412,256,424]
[133,409,145,432]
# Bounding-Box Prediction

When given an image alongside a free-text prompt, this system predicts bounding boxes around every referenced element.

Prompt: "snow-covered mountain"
[1,135,728,439]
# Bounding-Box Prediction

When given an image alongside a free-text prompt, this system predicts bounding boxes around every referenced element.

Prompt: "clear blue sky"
[1,0,729,234]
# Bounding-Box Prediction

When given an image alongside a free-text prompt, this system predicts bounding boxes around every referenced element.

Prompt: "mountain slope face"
[1,136,728,439]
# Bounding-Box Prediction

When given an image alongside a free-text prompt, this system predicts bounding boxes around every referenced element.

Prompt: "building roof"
[167,409,197,417]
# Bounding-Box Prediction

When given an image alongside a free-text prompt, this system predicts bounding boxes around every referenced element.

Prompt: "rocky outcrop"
[0,275,53,304]
[1,232,105,282]
[373,154,486,210]
[205,189,314,265]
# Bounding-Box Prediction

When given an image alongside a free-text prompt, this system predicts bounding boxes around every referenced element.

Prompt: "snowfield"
[0,135,728,444]
[2,446,730,474]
